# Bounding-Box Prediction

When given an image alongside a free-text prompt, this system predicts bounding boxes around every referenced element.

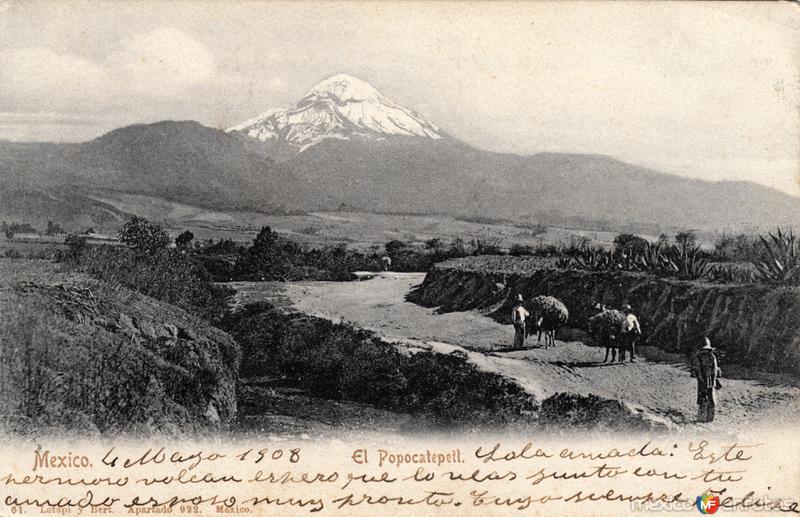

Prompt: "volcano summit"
[227,74,442,153]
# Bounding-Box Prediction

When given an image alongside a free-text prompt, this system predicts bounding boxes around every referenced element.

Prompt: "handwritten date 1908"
[100,446,301,471]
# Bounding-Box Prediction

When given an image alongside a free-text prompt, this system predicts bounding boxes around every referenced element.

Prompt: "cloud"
[0,27,219,109]
[110,27,217,95]
[0,47,111,109]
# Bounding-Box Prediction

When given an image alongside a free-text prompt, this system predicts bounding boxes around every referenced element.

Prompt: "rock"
[118,313,141,336]
[135,317,172,339]
[177,326,197,340]
[204,402,220,423]
[163,323,179,338]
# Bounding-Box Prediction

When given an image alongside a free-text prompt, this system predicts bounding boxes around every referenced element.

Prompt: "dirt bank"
[0,260,240,436]
[409,256,800,377]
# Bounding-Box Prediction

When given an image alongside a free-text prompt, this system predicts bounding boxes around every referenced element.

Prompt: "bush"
[63,243,231,323]
[675,230,698,249]
[119,216,170,255]
[46,220,66,235]
[175,230,194,250]
[712,232,766,263]
[613,233,649,254]
[509,244,535,256]
[2,221,37,239]
[222,306,536,426]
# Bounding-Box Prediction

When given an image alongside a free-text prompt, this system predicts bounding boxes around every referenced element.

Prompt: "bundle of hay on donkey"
[588,305,626,362]
[525,295,569,348]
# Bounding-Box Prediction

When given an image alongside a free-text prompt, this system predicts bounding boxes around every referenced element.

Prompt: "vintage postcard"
[1,1,799,515]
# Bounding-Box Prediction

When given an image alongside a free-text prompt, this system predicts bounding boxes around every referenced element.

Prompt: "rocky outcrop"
[408,259,800,376]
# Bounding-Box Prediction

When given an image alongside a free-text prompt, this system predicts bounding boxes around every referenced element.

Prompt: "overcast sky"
[1,1,798,195]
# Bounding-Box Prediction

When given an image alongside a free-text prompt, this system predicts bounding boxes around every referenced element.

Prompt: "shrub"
[118,216,170,255]
[509,244,535,256]
[2,221,37,239]
[175,230,194,250]
[385,239,406,255]
[470,237,504,256]
[223,307,536,426]
[63,244,231,323]
[613,233,648,254]
[675,230,698,249]
[64,234,88,260]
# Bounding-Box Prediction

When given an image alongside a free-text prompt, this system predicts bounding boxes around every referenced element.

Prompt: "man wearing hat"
[692,337,722,422]
[619,304,641,363]
[511,294,530,348]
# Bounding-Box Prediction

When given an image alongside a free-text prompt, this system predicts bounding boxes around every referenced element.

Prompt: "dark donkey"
[588,303,626,362]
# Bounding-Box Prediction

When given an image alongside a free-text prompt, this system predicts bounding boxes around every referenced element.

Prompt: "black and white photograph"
[0,1,798,514]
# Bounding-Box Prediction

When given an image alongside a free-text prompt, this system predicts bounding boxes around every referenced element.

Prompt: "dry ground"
[229,272,800,433]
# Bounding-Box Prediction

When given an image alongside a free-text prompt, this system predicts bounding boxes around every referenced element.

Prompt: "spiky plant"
[574,247,615,271]
[755,228,800,285]
[555,256,574,269]
[668,244,710,279]
[705,264,756,284]
[634,242,672,273]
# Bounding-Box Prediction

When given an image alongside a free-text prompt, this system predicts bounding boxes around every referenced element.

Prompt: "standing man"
[619,304,641,363]
[380,255,392,271]
[511,294,530,349]
[692,337,722,422]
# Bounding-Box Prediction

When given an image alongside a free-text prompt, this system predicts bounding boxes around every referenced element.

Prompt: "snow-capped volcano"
[227,74,442,152]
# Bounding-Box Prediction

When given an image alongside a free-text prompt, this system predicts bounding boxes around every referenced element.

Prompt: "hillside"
[0,122,292,224]
[0,260,240,435]
[1,76,797,231]
[279,137,800,228]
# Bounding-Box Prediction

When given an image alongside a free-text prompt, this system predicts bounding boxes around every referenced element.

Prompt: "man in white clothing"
[619,304,641,363]
[511,294,530,348]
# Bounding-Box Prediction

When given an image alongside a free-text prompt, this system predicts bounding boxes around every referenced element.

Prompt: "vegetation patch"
[222,303,537,428]
[0,262,240,436]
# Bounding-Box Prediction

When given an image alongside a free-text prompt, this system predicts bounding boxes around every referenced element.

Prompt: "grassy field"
[87,191,622,251]
[173,211,622,252]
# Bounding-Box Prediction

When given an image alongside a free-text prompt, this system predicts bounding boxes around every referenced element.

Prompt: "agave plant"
[706,264,756,284]
[668,243,710,279]
[634,242,672,273]
[754,228,800,285]
[555,256,574,269]
[573,247,615,271]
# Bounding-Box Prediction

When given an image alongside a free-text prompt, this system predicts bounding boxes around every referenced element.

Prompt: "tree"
[118,216,170,255]
[385,239,406,255]
[252,226,279,251]
[613,233,648,254]
[425,238,443,251]
[175,230,195,250]
[675,230,698,250]
[46,220,65,235]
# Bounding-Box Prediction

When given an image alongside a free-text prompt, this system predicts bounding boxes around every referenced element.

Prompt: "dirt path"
[228,273,800,431]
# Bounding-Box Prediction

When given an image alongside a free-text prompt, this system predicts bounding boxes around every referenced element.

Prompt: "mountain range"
[1,74,797,231]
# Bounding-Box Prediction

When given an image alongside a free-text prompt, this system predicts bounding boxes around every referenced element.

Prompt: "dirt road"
[229,272,800,432]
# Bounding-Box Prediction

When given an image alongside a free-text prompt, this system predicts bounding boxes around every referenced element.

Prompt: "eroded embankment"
[408,257,800,377]
[222,301,675,431]
[0,261,240,436]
